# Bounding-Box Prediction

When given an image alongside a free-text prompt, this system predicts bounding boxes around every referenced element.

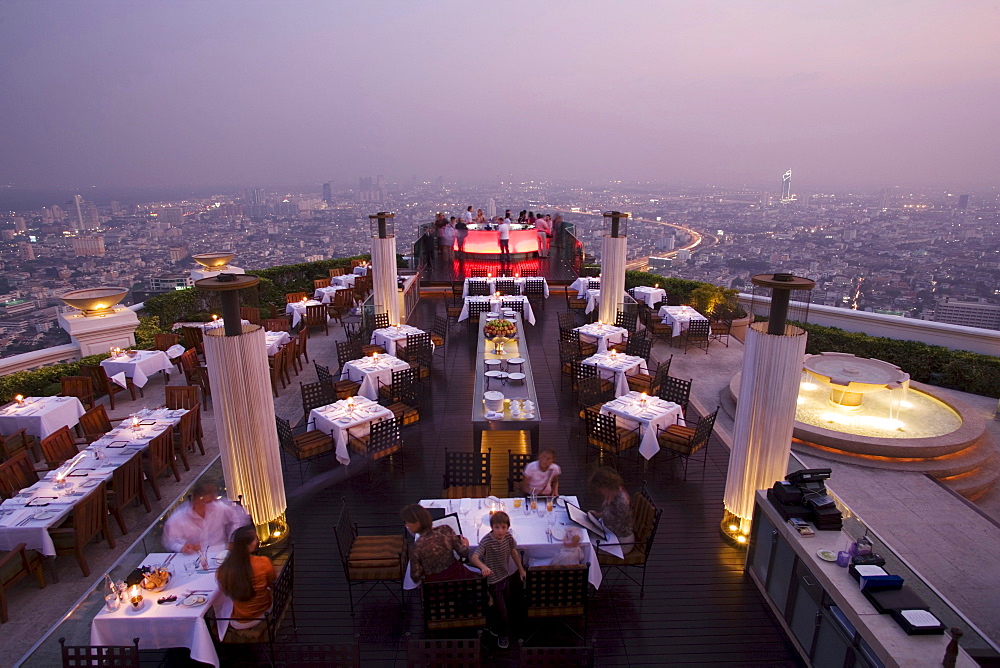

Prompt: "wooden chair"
[142,430,179,501]
[60,376,95,411]
[40,426,79,469]
[1,542,46,623]
[313,278,332,290]
[178,326,205,357]
[523,278,546,310]
[276,416,335,481]
[50,482,115,577]
[106,452,150,535]
[81,365,135,410]
[301,381,336,426]
[264,318,291,332]
[334,499,406,616]
[177,347,200,371]
[681,319,711,354]
[59,636,139,668]
[305,304,329,336]
[269,348,288,396]
[329,266,346,277]
[172,405,201,471]
[351,259,365,269]
[295,327,310,366]
[284,337,300,377]
[184,365,212,409]
[153,332,180,352]
[657,375,692,417]
[627,356,672,395]
[523,564,590,641]
[79,405,113,444]
[327,289,354,327]
[316,362,360,400]
[285,292,308,303]
[1,429,36,464]
[0,452,38,499]
[655,408,719,480]
[596,488,662,597]
[507,451,535,495]
[520,645,594,667]
[164,386,204,451]
[240,306,261,325]
[407,639,481,666]
[584,409,640,471]
[442,449,491,498]
[421,577,488,632]
[347,416,403,473]
[353,275,373,305]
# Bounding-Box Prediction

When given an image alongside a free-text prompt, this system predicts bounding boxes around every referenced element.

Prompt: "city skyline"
[2,2,999,190]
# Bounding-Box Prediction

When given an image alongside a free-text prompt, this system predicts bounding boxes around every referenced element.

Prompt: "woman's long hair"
[216,525,257,602]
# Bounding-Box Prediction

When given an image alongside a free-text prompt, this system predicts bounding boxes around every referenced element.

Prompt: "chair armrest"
[0,543,28,571]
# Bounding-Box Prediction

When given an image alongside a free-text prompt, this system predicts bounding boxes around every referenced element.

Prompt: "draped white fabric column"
[599,236,628,324]
[723,322,808,527]
[371,236,400,325]
[204,325,287,539]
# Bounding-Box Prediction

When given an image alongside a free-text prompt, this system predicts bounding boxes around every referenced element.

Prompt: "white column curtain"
[371,236,400,325]
[724,322,808,523]
[599,236,628,325]
[204,325,287,535]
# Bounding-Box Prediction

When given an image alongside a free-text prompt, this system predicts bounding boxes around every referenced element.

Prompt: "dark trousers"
[499,239,510,261]
[487,575,512,637]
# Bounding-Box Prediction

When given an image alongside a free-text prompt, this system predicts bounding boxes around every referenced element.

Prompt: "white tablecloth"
[0,396,85,440]
[601,391,686,459]
[659,305,709,338]
[584,289,602,314]
[371,325,427,357]
[0,408,185,555]
[90,551,233,668]
[458,296,536,325]
[353,266,369,276]
[632,286,667,308]
[575,323,628,354]
[313,285,352,303]
[197,319,249,332]
[463,277,549,298]
[582,353,648,397]
[340,355,411,400]
[285,300,329,328]
[265,331,290,356]
[330,274,358,289]
[570,277,600,298]
[405,496,603,590]
[309,397,395,466]
[101,350,174,388]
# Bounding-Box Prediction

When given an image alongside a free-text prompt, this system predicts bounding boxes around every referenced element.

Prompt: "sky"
[1,1,999,191]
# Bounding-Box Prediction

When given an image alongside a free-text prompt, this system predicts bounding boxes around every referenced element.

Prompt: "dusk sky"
[2,1,998,191]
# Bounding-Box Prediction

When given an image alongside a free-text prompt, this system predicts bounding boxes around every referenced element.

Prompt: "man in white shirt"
[162,482,252,553]
[535,214,553,258]
[496,216,512,262]
[462,206,474,224]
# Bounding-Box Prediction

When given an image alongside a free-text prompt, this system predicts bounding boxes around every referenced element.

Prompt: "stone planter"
[730,313,753,343]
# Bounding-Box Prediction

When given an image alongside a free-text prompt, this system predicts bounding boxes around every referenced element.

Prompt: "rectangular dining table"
[569,276,600,298]
[632,285,667,308]
[370,324,428,357]
[340,354,411,400]
[458,296,536,325]
[659,305,709,338]
[405,496,610,590]
[264,330,291,356]
[285,299,330,328]
[308,396,395,465]
[0,396,86,440]
[581,352,648,397]
[0,408,187,555]
[330,273,358,289]
[575,322,628,354]
[600,391,686,459]
[313,285,352,303]
[90,550,232,668]
[101,350,174,388]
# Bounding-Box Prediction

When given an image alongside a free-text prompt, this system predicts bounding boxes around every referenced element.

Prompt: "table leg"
[473,425,484,453]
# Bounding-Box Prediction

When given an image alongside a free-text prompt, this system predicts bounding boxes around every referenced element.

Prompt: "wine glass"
[474,514,483,540]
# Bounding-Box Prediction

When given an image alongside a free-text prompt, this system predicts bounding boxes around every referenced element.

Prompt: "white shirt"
[497,221,511,240]
[523,461,561,495]
[536,217,552,234]
[462,210,473,223]
[162,498,252,552]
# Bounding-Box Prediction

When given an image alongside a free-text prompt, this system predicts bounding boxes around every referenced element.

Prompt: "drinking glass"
[513,498,522,509]
[474,515,483,540]
[104,593,121,612]
[546,498,554,513]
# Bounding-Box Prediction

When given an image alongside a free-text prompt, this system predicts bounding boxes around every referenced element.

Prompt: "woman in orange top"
[216,525,276,629]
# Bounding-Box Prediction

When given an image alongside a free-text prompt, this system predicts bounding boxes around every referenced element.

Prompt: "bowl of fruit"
[484,318,516,354]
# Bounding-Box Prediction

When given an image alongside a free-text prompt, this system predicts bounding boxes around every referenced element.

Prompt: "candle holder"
[14,394,24,406]
[128,584,144,609]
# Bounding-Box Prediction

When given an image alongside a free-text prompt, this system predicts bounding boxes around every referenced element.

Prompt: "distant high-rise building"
[486,197,497,219]
[111,200,124,216]
[159,208,184,226]
[246,188,265,206]
[357,176,385,203]
[17,242,34,261]
[878,188,890,211]
[72,235,106,257]
[957,193,971,210]
[780,170,793,202]
[322,182,332,204]
[933,298,1000,331]
[168,246,188,263]
[377,175,387,202]
[67,194,86,232]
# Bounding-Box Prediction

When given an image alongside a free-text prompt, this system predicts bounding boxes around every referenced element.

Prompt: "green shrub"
[0,353,110,403]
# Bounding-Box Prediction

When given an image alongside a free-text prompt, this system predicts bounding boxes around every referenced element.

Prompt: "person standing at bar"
[535,213,552,258]
[496,215,512,263]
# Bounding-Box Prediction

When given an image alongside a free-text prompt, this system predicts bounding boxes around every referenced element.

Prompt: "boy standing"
[470,511,526,649]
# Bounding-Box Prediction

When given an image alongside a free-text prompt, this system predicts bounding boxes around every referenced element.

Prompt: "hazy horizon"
[2,1,998,191]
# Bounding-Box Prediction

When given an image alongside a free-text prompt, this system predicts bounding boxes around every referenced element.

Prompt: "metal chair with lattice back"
[657,375,692,418]
[466,300,491,333]
[400,332,433,378]
[500,299,524,316]
[681,318,710,354]
[627,356,672,395]
[523,563,590,642]
[407,639,481,667]
[495,278,518,295]
[655,407,719,480]
[577,376,614,418]
[570,362,613,396]
[348,416,403,474]
[596,487,661,598]
[523,278,546,310]
[376,367,420,426]
[507,451,535,495]
[334,499,406,616]
[316,361,360,400]
[421,577,488,632]
[60,636,139,668]
[467,279,491,296]
[276,416,335,482]
[430,315,448,360]
[373,311,390,329]
[300,381,335,426]
[615,309,638,333]
[584,409,640,471]
[442,449,491,498]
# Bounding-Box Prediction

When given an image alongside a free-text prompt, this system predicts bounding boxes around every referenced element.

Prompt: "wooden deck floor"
[259,294,801,666]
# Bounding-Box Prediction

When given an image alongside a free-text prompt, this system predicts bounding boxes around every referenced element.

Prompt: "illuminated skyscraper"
[322,182,332,204]
[780,170,792,202]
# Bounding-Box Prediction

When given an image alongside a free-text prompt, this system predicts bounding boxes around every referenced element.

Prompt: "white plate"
[486,312,500,317]
[816,549,838,562]
[80,479,101,488]
[214,550,229,564]
[484,371,503,378]
[33,510,58,521]
[338,417,353,424]
[507,373,526,381]
[507,358,525,364]
[181,594,208,607]
[485,411,504,420]
[484,359,501,366]
[522,413,535,419]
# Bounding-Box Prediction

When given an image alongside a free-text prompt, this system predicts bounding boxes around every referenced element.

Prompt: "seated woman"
[216,525,276,630]
[521,448,561,497]
[589,467,635,555]
[401,504,474,582]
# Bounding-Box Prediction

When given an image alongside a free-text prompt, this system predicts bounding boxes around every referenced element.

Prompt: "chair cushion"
[430,334,445,347]
[658,425,698,454]
[292,432,333,459]
[626,374,653,392]
[386,403,419,426]
[598,550,646,566]
[347,535,405,580]
[334,380,361,399]
[362,344,387,356]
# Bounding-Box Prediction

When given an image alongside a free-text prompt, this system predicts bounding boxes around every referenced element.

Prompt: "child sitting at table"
[469,511,526,650]
[550,527,585,566]
[521,448,560,497]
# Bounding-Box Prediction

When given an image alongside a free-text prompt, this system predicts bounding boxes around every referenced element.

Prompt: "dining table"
[285,299,329,328]
[0,396,86,440]
[197,319,250,332]
[264,330,291,356]
[569,276,601,298]
[330,273,358,289]
[353,265,369,276]
[0,408,187,556]
[632,285,667,308]
[659,305,709,338]
[581,352,648,397]
[101,350,174,388]
[600,391,686,459]
[308,396,395,465]
[90,550,232,668]
[462,277,550,298]
[313,285,352,304]
[404,495,612,590]
[574,322,628,354]
[370,324,429,357]
[340,354,411,400]
[458,296,536,325]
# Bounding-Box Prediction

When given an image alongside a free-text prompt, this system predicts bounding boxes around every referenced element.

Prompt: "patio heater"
[370,212,401,325]
[599,211,628,325]
[722,272,815,546]
[195,272,288,546]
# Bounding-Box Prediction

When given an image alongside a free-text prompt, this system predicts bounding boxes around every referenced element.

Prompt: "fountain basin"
[803,352,909,408]
[60,287,129,315]
[192,253,234,269]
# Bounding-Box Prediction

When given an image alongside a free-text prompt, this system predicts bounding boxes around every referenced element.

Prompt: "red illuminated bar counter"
[457,224,539,258]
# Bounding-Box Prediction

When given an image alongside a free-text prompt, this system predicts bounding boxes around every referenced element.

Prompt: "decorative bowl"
[60,287,128,315]
[192,253,235,269]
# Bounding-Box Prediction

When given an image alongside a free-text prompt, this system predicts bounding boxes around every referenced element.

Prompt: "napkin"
[110,372,128,388]
[0,510,31,528]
